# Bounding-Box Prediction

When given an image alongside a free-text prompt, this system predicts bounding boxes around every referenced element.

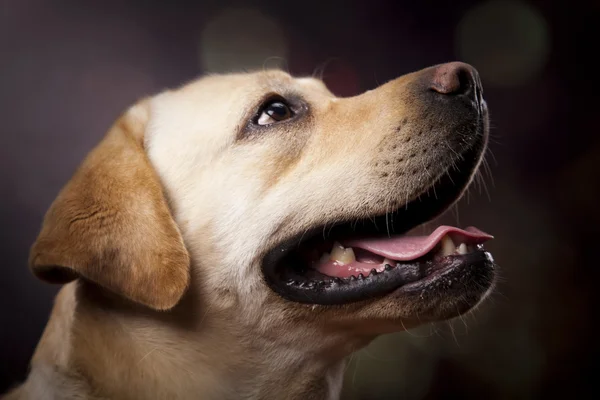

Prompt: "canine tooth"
[340,248,356,264]
[331,242,344,254]
[330,242,356,265]
[457,243,468,255]
[329,242,345,261]
[440,235,455,256]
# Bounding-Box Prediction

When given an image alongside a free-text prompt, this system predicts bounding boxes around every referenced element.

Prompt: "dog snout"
[429,62,482,103]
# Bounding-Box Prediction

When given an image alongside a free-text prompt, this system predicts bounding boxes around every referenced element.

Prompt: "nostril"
[430,62,478,97]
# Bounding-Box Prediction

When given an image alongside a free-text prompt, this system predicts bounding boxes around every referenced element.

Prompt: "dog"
[3,62,494,400]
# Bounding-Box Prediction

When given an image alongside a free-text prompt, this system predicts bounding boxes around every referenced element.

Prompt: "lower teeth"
[317,238,475,271]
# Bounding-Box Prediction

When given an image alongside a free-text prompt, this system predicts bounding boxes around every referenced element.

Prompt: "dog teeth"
[440,235,456,256]
[329,242,356,265]
[439,235,472,256]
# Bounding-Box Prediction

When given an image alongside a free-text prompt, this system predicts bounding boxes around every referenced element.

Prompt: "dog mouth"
[294,225,492,279]
[262,131,494,306]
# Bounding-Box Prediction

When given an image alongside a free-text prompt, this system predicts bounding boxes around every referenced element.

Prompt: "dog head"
[30,62,494,338]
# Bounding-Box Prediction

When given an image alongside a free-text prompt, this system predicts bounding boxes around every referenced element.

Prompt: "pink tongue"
[342,225,493,261]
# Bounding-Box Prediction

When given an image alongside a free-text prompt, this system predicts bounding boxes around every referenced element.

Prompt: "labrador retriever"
[3,62,495,400]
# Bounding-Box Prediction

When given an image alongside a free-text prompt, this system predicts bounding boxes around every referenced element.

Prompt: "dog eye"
[256,100,293,125]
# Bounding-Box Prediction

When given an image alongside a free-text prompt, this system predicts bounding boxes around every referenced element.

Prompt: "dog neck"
[24,282,368,400]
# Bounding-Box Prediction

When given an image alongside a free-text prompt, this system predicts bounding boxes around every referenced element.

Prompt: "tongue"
[342,225,493,261]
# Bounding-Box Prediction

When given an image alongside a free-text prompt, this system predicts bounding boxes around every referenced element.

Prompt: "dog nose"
[429,62,481,100]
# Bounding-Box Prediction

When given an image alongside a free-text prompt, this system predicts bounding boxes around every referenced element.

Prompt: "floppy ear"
[29,101,190,310]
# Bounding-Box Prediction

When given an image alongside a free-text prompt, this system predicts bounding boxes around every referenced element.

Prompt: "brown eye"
[256,101,293,125]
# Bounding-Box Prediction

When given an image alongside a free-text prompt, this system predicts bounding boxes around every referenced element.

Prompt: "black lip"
[262,120,489,305]
[396,250,494,295]
[265,250,494,305]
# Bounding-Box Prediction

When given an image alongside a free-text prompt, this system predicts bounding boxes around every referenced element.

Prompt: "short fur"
[3,67,490,400]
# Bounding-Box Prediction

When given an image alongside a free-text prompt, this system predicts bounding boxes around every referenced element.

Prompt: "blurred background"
[1,0,598,398]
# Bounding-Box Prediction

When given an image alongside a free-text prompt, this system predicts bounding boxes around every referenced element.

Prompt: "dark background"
[1,0,598,398]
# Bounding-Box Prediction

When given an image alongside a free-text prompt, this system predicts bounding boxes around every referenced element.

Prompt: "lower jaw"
[264,249,495,306]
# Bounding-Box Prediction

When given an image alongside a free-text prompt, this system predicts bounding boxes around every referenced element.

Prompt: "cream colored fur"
[3,68,489,400]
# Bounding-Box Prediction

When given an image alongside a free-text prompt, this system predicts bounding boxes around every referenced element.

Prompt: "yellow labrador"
[3,62,495,400]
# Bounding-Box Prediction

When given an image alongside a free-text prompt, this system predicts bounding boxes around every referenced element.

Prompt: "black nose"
[429,62,482,101]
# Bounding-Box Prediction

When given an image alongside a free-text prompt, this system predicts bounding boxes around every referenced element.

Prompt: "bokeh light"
[199,8,288,73]
[456,0,550,87]
[2,0,597,397]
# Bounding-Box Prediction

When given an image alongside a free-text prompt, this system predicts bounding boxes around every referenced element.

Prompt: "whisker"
[486,147,499,166]
[312,58,338,80]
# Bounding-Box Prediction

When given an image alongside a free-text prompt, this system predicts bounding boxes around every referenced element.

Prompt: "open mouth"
[262,132,494,305]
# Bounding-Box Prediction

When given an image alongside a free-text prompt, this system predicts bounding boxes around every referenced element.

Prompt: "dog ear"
[29,101,190,310]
